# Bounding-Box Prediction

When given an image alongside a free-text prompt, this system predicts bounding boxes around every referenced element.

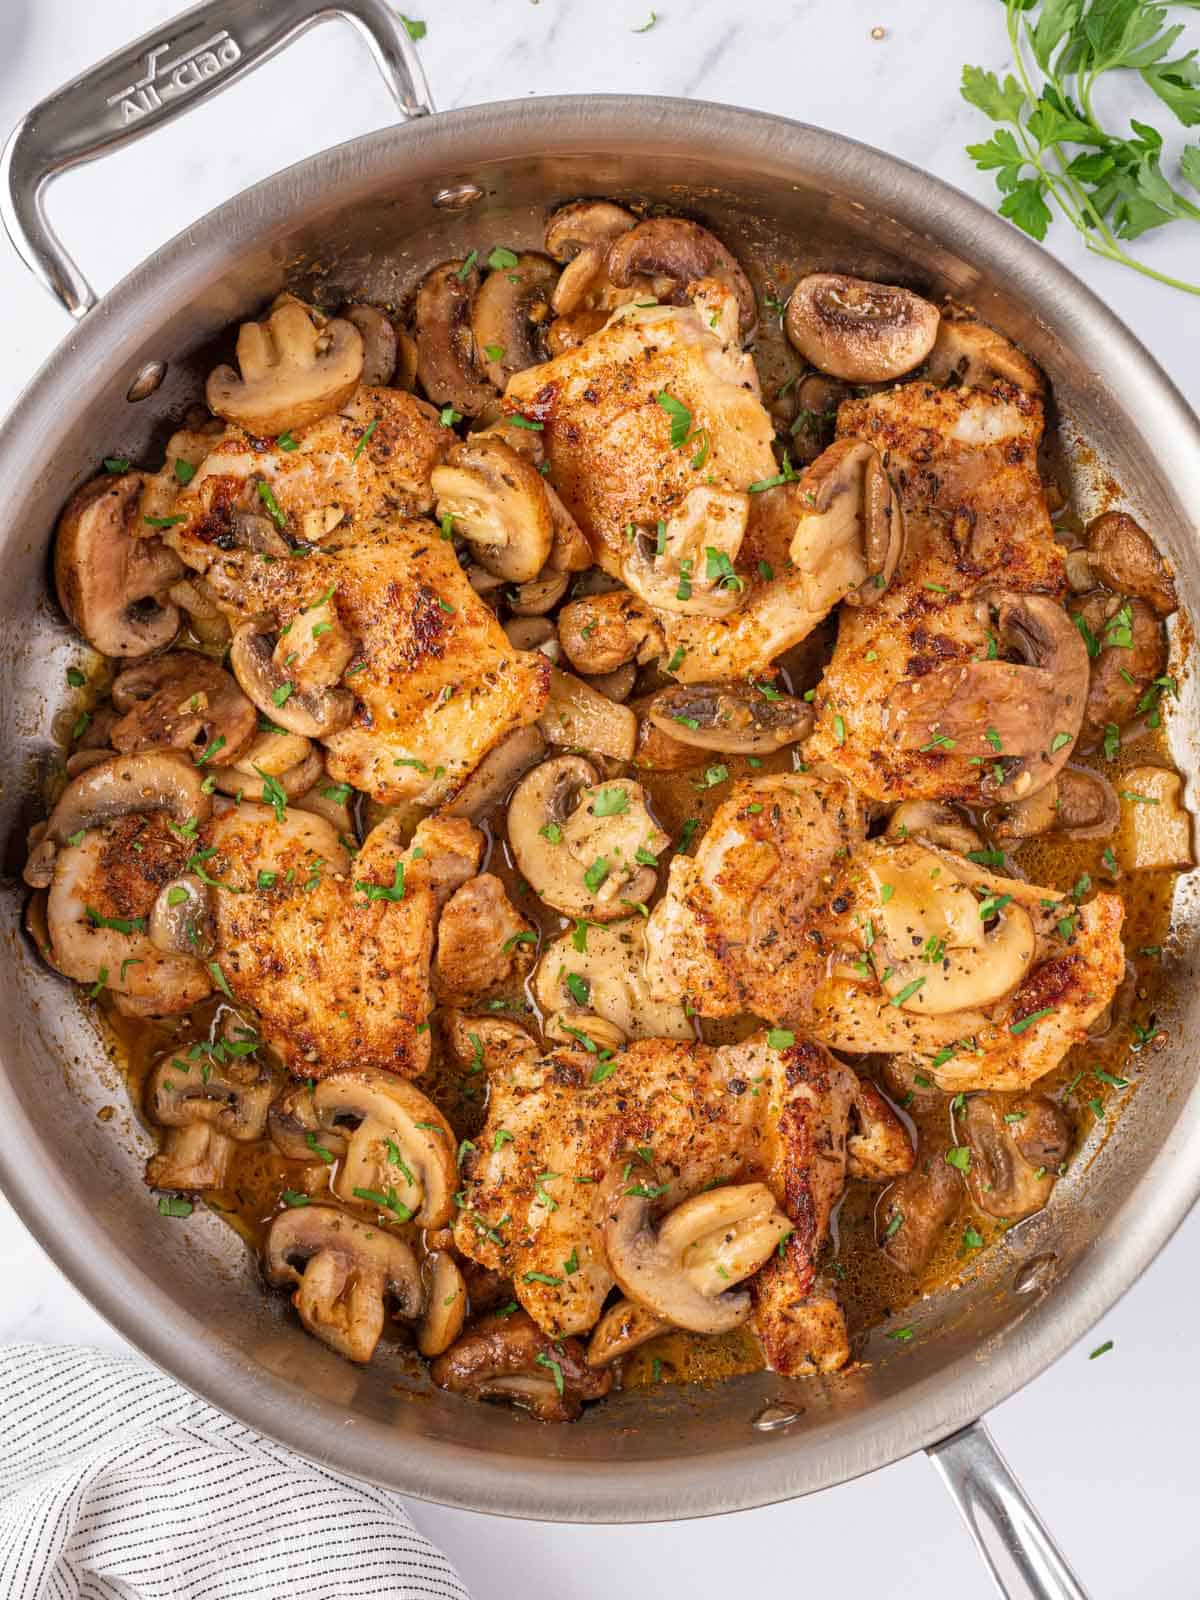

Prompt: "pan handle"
[928,1420,1089,1600]
[0,0,433,320]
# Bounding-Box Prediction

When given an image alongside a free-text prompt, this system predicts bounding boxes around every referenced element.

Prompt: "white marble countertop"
[1,1,1198,1595]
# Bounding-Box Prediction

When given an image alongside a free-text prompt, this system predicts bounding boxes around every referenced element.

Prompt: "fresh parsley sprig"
[963,0,1200,295]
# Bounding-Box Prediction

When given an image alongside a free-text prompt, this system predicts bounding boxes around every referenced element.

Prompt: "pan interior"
[1,100,1198,1519]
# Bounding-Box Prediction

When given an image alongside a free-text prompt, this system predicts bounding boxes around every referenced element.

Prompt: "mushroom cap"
[648,681,813,754]
[622,488,751,618]
[961,1092,1066,1219]
[924,317,1043,393]
[313,1069,458,1228]
[229,622,354,739]
[145,1043,274,1141]
[264,1204,422,1364]
[864,841,1037,1016]
[149,872,215,957]
[25,749,212,888]
[110,651,257,764]
[557,591,663,677]
[417,1252,467,1357]
[470,253,559,390]
[785,273,940,382]
[344,304,399,387]
[442,724,547,820]
[55,473,183,658]
[544,200,638,263]
[601,1165,791,1334]
[432,435,555,584]
[606,217,757,336]
[533,918,692,1041]
[429,1309,611,1421]
[508,757,665,921]
[885,800,982,856]
[586,1297,667,1366]
[788,438,905,611]
[539,666,637,762]
[414,258,496,417]
[1086,511,1177,617]
[207,299,364,437]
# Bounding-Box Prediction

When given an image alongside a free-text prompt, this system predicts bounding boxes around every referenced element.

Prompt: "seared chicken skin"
[208,806,481,1078]
[157,392,549,805]
[452,1026,912,1376]
[807,381,1080,803]
[645,773,1124,1091]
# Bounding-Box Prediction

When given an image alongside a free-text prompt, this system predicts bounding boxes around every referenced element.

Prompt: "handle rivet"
[433,183,484,211]
[126,360,167,402]
[751,1402,802,1432]
[1012,1251,1058,1295]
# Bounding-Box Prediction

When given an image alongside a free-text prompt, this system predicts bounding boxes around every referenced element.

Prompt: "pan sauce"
[91,635,1178,1394]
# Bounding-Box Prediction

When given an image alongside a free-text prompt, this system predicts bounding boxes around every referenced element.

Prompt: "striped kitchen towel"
[0,1343,470,1600]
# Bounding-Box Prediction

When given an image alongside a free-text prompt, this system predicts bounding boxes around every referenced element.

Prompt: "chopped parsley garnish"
[592,786,630,817]
[767,1028,795,1050]
[85,905,146,935]
[256,480,286,529]
[584,857,610,893]
[157,1196,193,1217]
[945,1146,972,1173]
[352,417,379,460]
[1009,1007,1055,1035]
[355,859,406,902]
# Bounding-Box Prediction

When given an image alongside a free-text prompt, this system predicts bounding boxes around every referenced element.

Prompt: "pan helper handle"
[929,1421,1090,1600]
[0,0,434,320]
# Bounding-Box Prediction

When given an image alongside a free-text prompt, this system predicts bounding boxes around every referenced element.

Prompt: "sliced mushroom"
[886,800,982,856]
[631,693,707,772]
[789,439,904,609]
[504,616,559,658]
[145,1040,274,1143]
[430,1310,611,1421]
[229,622,353,738]
[539,666,637,761]
[509,568,571,615]
[1074,593,1167,743]
[785,372,853,463]
[924,318,1043,393]
[55,473,183,658]
[545,1009,627,1054]
[418,1251,468,1357]
[1117,765,1194,871]
[557,591,664,677]
[545,485,593,572]
[544,200,639,263]
[209,727,319,796]
[890,591,1089,802]
[207,299,364,436]
[995,766,1119,844]
[147,1123,233,1191]
[1086,512,1177,617]
[534,918,691,1040]
[312,1070,457,1228]
[785,273,939,382]
[344,304,399,386]
[586,663,637,703]
[443,724,547,819]
[471,253,558,389]
[268,1082,349,1163]
[606,217,756,336]
[264,1205,422,1363]
[169,575,231,652]
[960,1093,1069,1219]
[602,1167,792,1333]
[24,751,211,889]
[865,841,1037,1016]
[110,652,257,764]
[586,1298,668,1366]
[432,435,554,583]
[647,681,813,754]
[622,488,751,618]
[414,259,495,417]
[507,757,666,920]
[149,873,214,957]
[877,1133,960,1275]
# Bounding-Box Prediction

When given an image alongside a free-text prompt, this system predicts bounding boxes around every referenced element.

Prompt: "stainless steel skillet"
[2,4,1199,1597]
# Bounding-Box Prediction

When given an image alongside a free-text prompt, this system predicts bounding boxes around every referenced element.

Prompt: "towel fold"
[0,1343,470,1600]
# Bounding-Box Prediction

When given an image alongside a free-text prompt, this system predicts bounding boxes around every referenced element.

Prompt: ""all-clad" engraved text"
[105,30,243,125]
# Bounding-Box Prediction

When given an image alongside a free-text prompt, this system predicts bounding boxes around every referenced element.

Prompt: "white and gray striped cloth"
[0,1344,470,1600]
